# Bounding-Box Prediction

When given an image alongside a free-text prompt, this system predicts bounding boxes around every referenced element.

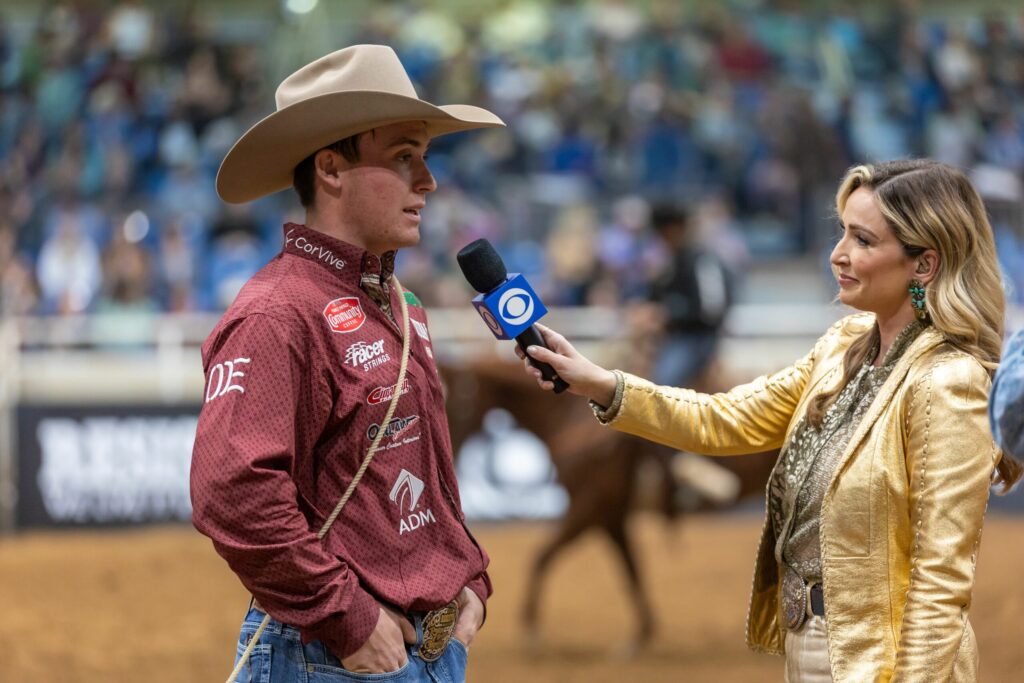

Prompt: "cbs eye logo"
[498,288,535,325]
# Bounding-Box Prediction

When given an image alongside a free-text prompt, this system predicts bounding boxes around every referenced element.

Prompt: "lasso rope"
[226,276,413,683]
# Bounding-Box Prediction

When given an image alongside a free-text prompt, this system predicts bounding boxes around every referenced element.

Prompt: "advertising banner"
[15,405,200,528]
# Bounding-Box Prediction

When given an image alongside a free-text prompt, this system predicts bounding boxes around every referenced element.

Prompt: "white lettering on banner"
[285,229,346,271]
[411,318,430,342]
[389,469,436,535]
[344,339,391,372]
[205,357,251,402]
[35,416,197,523]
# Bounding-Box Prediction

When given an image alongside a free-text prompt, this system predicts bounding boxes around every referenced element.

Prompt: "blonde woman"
[518,159,1022,681]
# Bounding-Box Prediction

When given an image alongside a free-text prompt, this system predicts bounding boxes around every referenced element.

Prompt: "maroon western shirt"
[190,223,490,658]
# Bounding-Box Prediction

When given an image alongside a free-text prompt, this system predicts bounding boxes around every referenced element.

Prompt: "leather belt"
[809,583,825,617]
[249,598,459,662]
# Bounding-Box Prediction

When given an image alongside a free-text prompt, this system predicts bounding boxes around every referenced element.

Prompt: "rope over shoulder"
[226,276,413,683]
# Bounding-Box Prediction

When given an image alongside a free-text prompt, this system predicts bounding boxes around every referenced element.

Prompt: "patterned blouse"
[768,319,925,630]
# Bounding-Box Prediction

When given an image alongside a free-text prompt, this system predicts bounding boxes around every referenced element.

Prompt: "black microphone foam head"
[457,239,508,293]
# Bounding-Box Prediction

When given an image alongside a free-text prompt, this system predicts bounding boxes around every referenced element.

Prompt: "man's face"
[336,121,437,255]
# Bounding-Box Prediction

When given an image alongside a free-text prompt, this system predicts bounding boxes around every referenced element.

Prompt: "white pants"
[784,615,834,683]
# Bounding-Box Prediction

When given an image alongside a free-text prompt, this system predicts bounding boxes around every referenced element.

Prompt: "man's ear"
[314,148,344,196]
[914,249,940,285]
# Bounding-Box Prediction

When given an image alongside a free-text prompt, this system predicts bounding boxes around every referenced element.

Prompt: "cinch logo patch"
[367,379,412,405]
[367,415,420,441]
[344,339,390,372]
[323,297,365,334]
[389,469,436,535]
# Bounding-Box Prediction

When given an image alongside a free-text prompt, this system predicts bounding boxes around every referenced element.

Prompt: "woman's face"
[830,186,920,318]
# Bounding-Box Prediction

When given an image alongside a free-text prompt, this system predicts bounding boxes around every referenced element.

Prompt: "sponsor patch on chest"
[389,468,436,535]
[411,318,430,342]
[367,379,412,405]
[344,338,391,372]
[323,297,365,333]
[367,414,420,441]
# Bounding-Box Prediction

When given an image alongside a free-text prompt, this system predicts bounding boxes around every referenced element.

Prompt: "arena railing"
[2,304,1021,533]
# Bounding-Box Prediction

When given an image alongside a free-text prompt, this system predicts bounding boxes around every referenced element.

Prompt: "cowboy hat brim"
[216,91,505,204]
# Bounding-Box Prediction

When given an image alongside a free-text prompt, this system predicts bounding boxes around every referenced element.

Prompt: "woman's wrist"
[591,368,618,408]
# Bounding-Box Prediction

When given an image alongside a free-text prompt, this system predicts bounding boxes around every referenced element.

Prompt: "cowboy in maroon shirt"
[190,45,504,681]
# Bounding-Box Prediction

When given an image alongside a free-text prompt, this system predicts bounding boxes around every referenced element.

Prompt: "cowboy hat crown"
[216,44,504,204]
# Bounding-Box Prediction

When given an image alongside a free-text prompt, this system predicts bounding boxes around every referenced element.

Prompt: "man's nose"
[415,161,437,194]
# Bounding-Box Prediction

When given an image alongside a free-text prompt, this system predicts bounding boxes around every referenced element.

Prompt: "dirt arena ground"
[1,514,1022,682]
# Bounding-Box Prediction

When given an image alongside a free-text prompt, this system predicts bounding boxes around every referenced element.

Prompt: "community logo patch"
[323,297,365,334]
[344,338,391,372]
[367,379,412,405]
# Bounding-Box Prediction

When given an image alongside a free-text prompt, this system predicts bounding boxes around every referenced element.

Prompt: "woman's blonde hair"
[805,159,1021,492]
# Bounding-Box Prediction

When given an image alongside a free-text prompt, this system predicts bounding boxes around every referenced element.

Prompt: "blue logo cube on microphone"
[471,273,548,340]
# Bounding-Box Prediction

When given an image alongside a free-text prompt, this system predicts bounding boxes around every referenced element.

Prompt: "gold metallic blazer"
[601,313,998,682]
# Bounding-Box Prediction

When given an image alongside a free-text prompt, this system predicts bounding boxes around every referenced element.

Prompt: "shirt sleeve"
[990,329,1024,458]
[190,314,379,658]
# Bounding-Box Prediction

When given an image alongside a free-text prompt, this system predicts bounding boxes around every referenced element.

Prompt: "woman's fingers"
[534,323,576,358]
[524,344,559,366]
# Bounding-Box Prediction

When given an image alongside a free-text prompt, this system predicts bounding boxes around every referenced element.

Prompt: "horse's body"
[441,356,777,651]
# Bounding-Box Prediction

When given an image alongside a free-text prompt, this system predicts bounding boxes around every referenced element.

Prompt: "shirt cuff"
[303,586,380,659]
[465,572,492,627]
[589,369,625,425]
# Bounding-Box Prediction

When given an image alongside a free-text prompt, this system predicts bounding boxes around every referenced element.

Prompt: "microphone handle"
[515,326,570,394]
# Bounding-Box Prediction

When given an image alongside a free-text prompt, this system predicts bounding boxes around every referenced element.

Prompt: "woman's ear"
[914,249,940,285]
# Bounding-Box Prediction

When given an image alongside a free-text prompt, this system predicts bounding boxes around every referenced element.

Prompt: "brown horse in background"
[441,354,778,654]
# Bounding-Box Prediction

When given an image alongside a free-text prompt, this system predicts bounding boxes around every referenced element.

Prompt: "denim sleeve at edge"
[990,329,1024,458]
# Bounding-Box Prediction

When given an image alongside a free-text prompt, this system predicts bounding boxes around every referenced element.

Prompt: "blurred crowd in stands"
[1,0,1024,324]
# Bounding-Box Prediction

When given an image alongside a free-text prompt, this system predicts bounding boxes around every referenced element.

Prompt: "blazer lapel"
[824,326,946,497]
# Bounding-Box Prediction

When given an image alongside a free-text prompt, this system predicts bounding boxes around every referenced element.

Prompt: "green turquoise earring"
[909,279,927,320]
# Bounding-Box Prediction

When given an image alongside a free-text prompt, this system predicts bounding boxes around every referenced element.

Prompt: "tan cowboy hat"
[216,44,505,204]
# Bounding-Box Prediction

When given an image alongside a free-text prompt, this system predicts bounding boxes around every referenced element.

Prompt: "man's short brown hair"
[292,132,366,207]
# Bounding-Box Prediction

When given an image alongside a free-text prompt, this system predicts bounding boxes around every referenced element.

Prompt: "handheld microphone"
[457,239,570,394]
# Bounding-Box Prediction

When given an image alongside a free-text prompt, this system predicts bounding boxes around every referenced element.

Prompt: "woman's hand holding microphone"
[514,323,618,408]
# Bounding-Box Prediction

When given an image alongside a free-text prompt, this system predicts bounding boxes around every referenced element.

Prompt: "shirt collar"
[282,223,396,285]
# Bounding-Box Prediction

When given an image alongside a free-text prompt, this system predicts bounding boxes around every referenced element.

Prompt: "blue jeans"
[232,606,469,683]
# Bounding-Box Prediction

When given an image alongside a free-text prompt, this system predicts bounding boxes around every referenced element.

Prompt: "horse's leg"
[522,506,592,648]
[603,517,655,656]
